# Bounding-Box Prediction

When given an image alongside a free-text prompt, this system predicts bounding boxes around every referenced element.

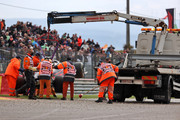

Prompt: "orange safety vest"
[33,56,40,67]
[23,53,33,70]
[57,61,76,75]
[5,58,20,79]
[37,60,53,77]
[96,62,119,85]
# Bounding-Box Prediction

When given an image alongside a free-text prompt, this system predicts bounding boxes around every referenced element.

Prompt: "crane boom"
[47,10,167,54]
[47,10,167,29]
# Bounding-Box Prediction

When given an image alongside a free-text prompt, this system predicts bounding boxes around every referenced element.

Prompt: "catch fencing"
[0,47,125,78]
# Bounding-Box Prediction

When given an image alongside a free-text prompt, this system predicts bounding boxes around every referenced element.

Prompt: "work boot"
[61,97,66,100]
[15,91,20,97]
[95,98,103,103]
[107,100,113,104]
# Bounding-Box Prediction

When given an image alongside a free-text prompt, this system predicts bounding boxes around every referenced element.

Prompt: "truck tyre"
[135,96,144,102]
[154,75,172,104]
[154,100,161,103]
[74,62,84,78]
[53,76,63,93]
[162,75,172,104]
[113,84,125,102]
[134,86,144,102]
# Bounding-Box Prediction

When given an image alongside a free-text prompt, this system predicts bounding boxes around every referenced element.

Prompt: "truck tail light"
[143,80,155,85]
[142,76,157,85]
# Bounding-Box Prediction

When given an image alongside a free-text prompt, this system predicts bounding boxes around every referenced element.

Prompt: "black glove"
[19,68,24,73]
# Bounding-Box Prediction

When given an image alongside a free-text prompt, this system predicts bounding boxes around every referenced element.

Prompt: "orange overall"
[57,61,76,99]
[5,58,20,96]
[97,62,119,100]
[37,60,53,98]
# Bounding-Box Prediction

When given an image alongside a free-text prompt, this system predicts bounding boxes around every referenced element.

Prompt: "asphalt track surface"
[0,98,180,120]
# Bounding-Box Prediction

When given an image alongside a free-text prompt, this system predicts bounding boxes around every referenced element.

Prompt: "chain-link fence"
[0,47,126,78]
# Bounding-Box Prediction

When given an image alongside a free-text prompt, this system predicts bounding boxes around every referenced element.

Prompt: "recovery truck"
[47,10,180,103]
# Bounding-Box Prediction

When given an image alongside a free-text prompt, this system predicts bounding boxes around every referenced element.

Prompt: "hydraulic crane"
[47,10,167,54]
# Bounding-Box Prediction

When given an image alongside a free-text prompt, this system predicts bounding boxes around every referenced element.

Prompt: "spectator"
[94,42,100,49]
[42,27,47,34]
[0,19,121,67]
[81,41,89,51]
[77,36,82,47]
[32,38,39,48]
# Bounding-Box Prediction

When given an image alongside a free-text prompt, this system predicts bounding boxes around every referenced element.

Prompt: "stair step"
[75,78,95,82]
[74,85,98,88]
[65,79,99,95]
[74,82,97,85]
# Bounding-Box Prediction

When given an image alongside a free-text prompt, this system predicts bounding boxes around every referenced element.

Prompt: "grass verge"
[0,94,98,99]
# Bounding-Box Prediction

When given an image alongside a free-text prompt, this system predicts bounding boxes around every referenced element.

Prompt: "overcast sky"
[0,0,180,19]
[0,0,180,50]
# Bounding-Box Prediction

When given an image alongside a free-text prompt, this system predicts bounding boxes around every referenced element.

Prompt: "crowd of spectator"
[0,19,123,62]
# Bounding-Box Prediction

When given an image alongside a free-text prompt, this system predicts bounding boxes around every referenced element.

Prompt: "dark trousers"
[16,70,35,97]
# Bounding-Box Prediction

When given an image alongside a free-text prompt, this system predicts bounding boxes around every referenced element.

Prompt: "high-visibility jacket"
[96,62,119,85]
[57,61,76,82]
[57,61,76,75]
[37,60,53,80]
[33,56,40,67]
[23,53,33,70]
[5,58,20,79]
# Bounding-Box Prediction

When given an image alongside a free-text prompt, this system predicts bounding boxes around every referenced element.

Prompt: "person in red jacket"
[54,57,76,100]
[37,57,53,99]
[77,36,82,47]
[95,58,119,104]
[5,56,23,96]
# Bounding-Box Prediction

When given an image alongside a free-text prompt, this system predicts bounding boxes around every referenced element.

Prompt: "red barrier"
[0,73,9,95]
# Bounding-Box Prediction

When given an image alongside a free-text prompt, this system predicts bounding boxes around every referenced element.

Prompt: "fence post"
[91,53,93,78]
[94,53,97,78]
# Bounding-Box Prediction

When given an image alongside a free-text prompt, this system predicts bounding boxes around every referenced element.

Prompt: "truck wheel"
[154,100,161,103]
[134,86,144,102]
[53,76,63,93]
[135,96,144,102]
[154,75,172,104]
[74,62,84,78]
[118,95,125,102]
[113,84,125,102]
[162,75,172,104]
